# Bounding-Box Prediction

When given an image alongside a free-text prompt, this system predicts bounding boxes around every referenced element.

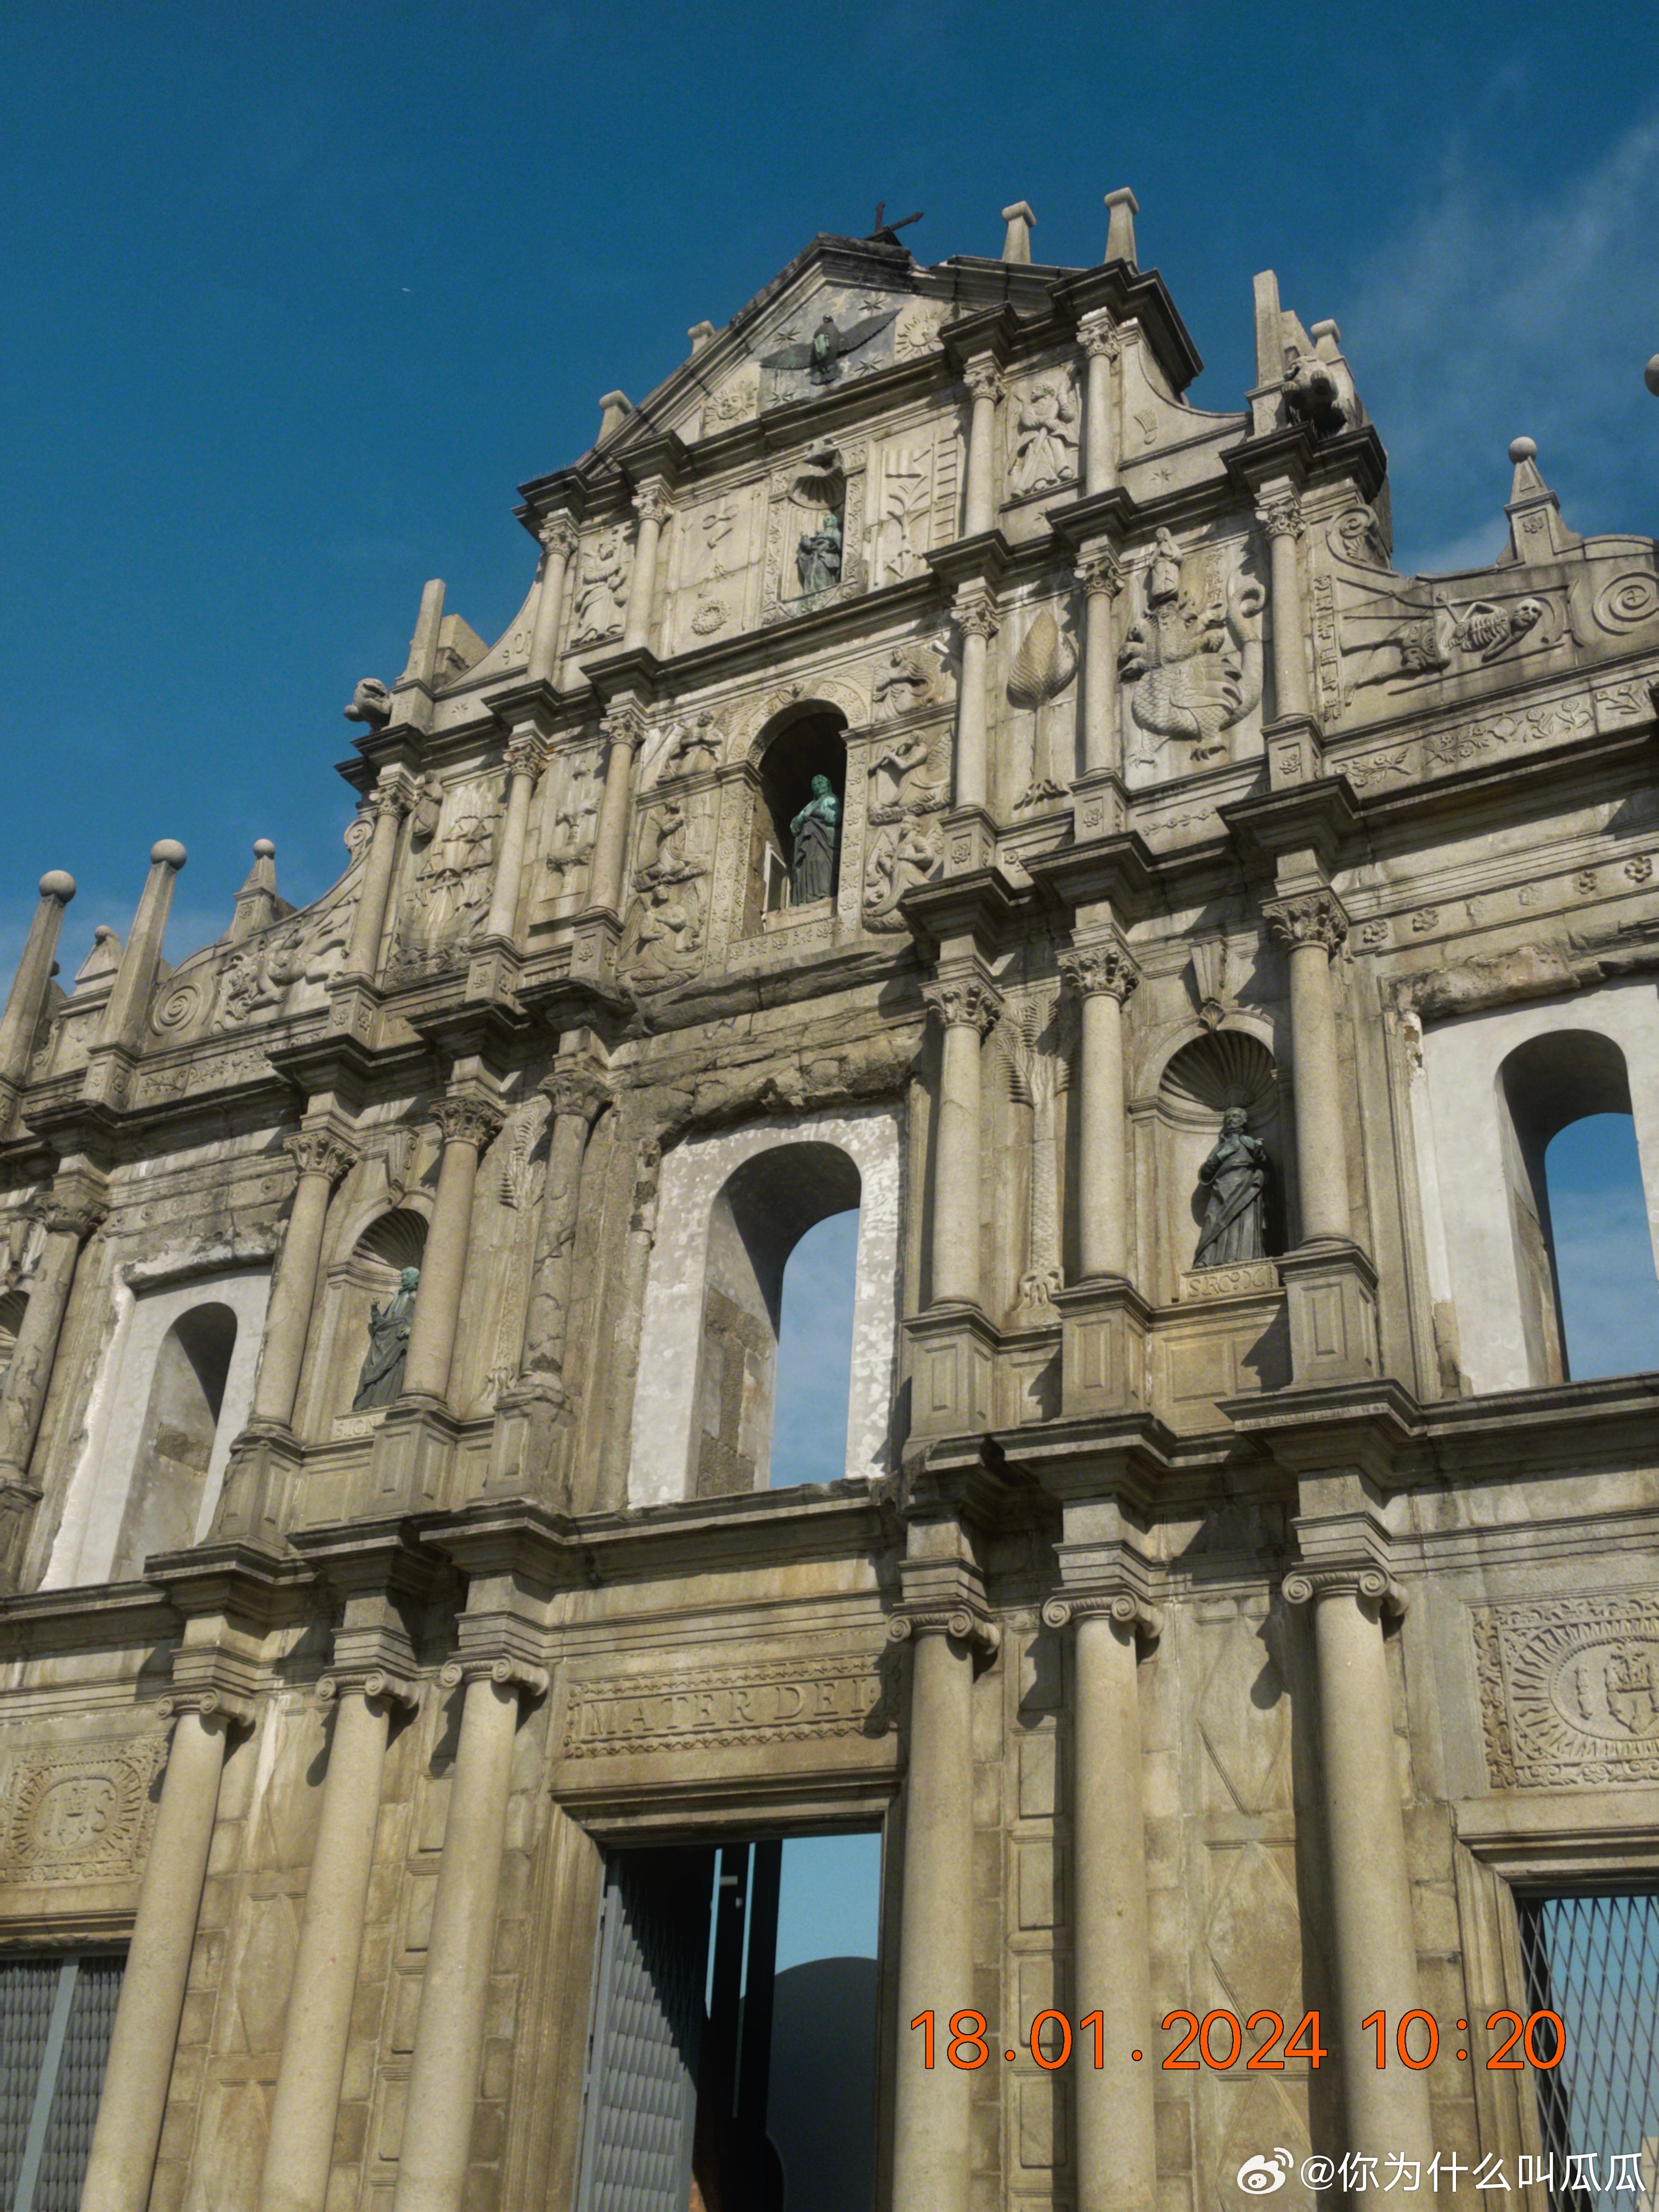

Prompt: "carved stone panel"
[0,1729,167,1886]
[558,1647,896,1773]
[665,483,764,652]
[867,426,960,588]
[1475,1592,1659,1788]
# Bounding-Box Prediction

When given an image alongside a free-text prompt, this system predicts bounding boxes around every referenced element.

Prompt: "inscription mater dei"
[563,1651,889,1760]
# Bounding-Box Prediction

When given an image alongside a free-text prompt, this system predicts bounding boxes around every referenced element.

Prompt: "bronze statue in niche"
[353,1265,420,1408]
[1193,1109,1269,1265]
[788,776,842,905]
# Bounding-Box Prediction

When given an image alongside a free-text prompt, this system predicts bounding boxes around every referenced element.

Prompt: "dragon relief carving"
[1119,530,1265,771]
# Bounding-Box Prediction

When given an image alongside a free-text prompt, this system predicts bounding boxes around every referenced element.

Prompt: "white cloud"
[1344,105,1659,573]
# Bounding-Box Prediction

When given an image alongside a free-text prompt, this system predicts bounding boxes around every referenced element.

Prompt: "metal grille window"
[1518,1893,1659,2212]
[0,1953,123,2212]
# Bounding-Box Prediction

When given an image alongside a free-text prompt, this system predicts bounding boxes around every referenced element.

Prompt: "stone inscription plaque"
[0,1730,166,1884]
[1475,1593,1659,1788]
[562,1651,891,1761]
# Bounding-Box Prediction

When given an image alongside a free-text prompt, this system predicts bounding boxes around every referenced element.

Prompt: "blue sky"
[5,5,1658,1385]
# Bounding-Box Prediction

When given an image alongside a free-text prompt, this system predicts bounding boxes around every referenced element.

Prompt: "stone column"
[923,975,1002,1308]
[1079,315,1119,496]
[392,1653,547,2212]
[0,1193,105,1552]
[1075,554,1124,781]
[950,590,998,814]
[257,1669,417,2212]
[961,363,1003,536]
[0,871,74,1116]
[342,778,410,982]
[527,514,578,685]
[888,1610,988,2212]
[80,1695,241,2212]
[1058,940,1138,1280]
[401,1097,505,1405]
[1264,893,1351,1244]
[586,706,644,916]
[622,481,670,651]
[1257,492,1312,724]
[481,734,548,945]
[249,1131,358,1429]
[1043,1593,1160,2212]
[1285,1568,1434,2170]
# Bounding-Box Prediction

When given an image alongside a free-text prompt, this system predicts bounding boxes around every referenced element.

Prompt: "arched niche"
[630,1108,902,1505]
[1414,981,1659,1393]
[308,1206,430,1434]
[746,704,849,929]
[45,1267,268,1589]
[1149,1029,1284,1299]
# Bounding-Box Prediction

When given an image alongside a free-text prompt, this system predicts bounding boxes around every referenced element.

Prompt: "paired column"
[1078,315,1119,496]
[923,975,1002,1308]
[517,1068,610,1383]
[949,590,998,813]
[257,1667,417,2212]
[392,1652,547,2212]
[401,1096,506,1405]
[80,1694,242,2212]
[585,705,645,916]
[1264,893,1351,1244]
[0,1193,105,1566]
[0,871,75,1121]
[527,514,578,685]
[961,364,1003,537]
[622,481,670,651]
[250,1131,358,1430]
[889,1607,990,2212]
[1058,940,1138,1280]
[1285,1568,1434,2171]
[342,776,411,982]
[1257,490,1312,724]
[1043,1593,1160,2212]
[1075,554,1124,781]
[481,734,548,945]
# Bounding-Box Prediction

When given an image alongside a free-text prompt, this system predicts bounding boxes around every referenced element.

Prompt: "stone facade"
[2,192,1658,2212]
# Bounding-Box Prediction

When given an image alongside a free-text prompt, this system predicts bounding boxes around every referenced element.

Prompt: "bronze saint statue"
[795,510,843,597]
[788,776,842,905]
[353,1265,420,1408]
[1193,1108,1268,1266]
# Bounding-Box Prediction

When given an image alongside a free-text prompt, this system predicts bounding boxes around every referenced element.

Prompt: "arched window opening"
[692,1143,861,1496]
[772,1212,860,1488]
[749,711,848,927]
[110,1301,237,1578]
[1497,1032,1659,1382]
[0,1289,26,1387]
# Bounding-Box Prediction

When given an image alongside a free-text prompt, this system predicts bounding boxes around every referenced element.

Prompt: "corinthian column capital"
[1262,888,1348,957]
[1078,312,1121,363]
[1256,490,1305,541]
[281,1129,359,1186]
[1059,939,1138,1002]
[962,362,1004,406]
[430,1096,506,1152]
[538,512,579,561]
[504,732,550,783]
[952,588,1000,643]
[1076,550,1124,600]
[922,974,1003,1036]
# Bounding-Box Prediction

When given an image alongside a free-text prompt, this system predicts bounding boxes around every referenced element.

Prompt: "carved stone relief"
[622,790,718,990]
[146,872,361,1046]
[540,748,601,915]
[997,988,1073,1314]
[1475,1592,1659,1787]
[0,1730,167,1885]
[561,1650,893,1762]
[1005,371,1080,500]
[868,427,960,588]
[862,722,949,932]
[1334,693,1596,793]
[1006,606,1079,808]
[757,290,901,408]
[667,486,762,650]
[1119,531,1265,778]
[388,776,501,984]
[570,526,633,647]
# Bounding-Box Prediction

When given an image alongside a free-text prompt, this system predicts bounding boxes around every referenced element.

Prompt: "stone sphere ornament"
[1645,356,1659,397]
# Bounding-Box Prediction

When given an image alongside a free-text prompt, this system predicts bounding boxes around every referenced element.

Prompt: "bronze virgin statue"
[788,776,842,905]
[353,1265,420,1409]
[1193,1108,1268,1267]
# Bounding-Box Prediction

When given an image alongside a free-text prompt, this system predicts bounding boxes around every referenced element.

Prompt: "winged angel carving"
[761,308,898,388]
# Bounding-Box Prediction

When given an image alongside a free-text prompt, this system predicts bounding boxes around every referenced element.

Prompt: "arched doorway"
[109,1302,238,1578]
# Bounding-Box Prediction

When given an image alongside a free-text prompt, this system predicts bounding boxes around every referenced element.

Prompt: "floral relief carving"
[1476,1594,1659,1788]
[0,1731,167,1883]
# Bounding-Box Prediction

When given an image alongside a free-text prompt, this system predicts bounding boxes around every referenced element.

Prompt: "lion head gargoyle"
[343,678,393,729]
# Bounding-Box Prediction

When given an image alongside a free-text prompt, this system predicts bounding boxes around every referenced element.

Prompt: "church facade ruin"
[1,188,1657,2212]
